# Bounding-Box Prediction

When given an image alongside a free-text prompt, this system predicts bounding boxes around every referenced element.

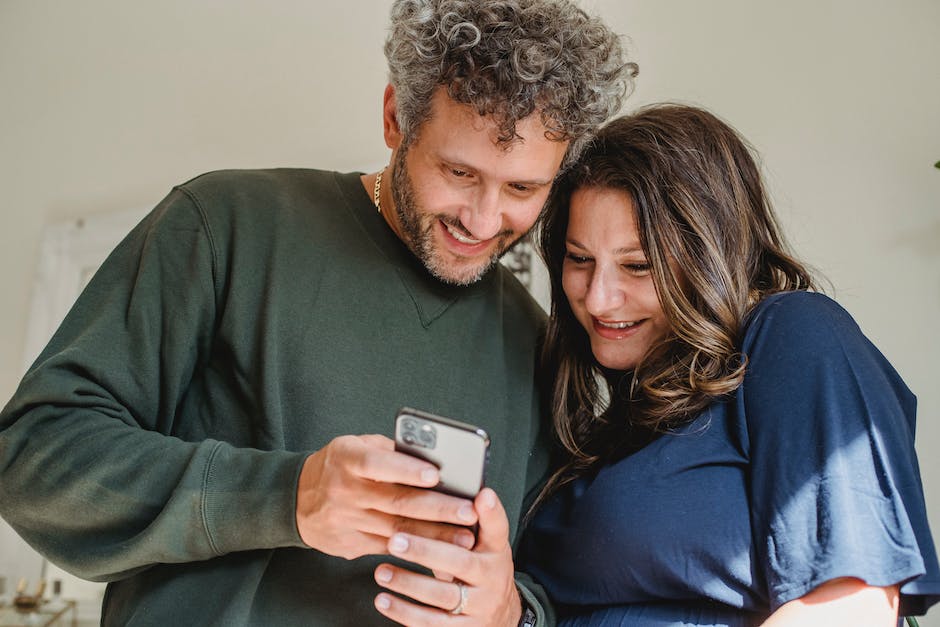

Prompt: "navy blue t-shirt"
[518,292,940,626]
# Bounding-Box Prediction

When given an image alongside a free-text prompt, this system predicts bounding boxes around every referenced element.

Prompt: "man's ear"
[383,84,403,150]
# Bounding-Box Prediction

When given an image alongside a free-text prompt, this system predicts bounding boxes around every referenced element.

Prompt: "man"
[0,1,633,625]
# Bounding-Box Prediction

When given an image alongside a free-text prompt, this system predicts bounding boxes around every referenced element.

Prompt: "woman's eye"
[451,168,469,178]
[565,253,591,264]
[508,183,531,193]
[624,263,651,274]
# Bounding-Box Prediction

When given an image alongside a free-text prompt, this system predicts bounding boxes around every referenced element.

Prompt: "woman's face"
[561,186,672,371]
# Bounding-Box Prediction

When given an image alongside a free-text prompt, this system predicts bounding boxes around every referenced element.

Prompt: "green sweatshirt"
[0,169,553,626]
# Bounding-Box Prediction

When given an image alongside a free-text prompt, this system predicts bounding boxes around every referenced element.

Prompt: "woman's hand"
[761,577,899,626]
[372,487,523,626]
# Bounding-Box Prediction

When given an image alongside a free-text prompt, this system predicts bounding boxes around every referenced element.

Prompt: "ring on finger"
[449,581,468,615]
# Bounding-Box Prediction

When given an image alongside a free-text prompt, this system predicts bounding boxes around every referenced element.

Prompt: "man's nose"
[458,187,502,241]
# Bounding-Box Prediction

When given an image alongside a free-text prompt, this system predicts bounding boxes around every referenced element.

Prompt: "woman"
[517,104,940,626]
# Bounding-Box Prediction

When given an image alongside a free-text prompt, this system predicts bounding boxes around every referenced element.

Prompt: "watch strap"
[518,604,537,627]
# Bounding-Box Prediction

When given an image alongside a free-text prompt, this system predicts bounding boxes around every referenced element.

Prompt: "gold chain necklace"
[373,168,385,214]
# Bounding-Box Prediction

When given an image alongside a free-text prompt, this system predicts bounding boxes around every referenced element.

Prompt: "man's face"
[383,87,569,285]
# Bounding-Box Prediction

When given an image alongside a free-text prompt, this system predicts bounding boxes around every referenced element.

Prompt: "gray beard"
[390,145,519,286]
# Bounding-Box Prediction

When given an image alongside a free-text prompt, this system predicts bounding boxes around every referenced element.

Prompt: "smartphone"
[394,407,490,499]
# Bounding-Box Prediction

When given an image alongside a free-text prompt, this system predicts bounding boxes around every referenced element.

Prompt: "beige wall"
[1,0,938,622]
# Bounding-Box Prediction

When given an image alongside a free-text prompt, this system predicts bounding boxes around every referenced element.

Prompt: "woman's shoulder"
[748,290,849,324]
[738,290,892,389]
[743,291,859,350]
[740,290,911,403]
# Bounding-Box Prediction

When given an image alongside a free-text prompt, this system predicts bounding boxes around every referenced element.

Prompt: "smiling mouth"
[442,220,483,245]
[595,319,639,329]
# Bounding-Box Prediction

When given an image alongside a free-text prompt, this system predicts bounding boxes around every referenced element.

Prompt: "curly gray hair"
[384,0,636,168]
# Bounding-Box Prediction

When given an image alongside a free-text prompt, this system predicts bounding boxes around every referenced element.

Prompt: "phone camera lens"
[418,425,436,448]
[402,433,417,445]
[401,419,417,432]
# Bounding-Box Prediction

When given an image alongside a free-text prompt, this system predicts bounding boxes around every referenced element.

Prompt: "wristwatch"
[518,604,537,627]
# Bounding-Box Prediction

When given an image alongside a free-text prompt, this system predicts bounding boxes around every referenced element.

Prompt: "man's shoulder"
[168,168,360,231]
[176,167,341,200]
[140,168,372,271]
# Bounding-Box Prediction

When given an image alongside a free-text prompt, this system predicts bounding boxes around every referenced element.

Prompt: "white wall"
[1,0,938,623]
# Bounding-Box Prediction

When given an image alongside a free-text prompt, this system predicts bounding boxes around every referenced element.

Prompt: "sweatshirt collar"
[336,171,494,327]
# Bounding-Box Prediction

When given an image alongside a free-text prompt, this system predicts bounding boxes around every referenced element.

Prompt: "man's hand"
[371,487,523,626]
[295,434,479,559]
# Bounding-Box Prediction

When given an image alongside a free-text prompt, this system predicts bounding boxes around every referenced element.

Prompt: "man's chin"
[427,263,492,286]
[419,231,522,285]
[424,253,499,286]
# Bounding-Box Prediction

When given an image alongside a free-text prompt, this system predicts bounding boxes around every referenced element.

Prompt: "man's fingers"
[397,521,476,551]
[365,482,479,527]
[342,435,440,487]
[359,434,395,450]
[473,488,510,553]
[323,530,391,561]
[356,509,476,549]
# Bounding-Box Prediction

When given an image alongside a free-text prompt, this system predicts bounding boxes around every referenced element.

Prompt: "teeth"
[597,320,637,329]
[445,222,482,245]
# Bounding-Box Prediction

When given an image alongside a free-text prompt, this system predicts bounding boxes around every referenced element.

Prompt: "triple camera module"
[398,417,437,450]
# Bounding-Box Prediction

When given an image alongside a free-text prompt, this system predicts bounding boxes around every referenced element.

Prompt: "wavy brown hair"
[534,103,816,506]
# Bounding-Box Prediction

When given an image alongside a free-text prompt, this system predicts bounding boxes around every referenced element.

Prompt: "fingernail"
[421,467,439,484]
[458,503,476,523]
[375,594,391,610]
[455,531,475,549]
[389,534,409,553]
[482,488,496,509]
[375,566,393,583]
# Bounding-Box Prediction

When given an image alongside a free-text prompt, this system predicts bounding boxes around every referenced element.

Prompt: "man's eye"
[509,183,531,193]
[451,169,469,177]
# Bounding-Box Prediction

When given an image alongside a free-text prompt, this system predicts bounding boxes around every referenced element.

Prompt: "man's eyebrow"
[439,156,554,186]
[515,177,554,186]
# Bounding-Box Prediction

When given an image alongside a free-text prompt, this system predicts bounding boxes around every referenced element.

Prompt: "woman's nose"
[584,266,624,316]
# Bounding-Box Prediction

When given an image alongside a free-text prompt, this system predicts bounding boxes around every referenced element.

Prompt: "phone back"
[394,408,489,498]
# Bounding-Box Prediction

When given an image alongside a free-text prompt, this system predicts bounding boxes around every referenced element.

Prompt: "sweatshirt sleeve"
[512,326,557,626]
[515,571,556,626]
[0,188,309,582]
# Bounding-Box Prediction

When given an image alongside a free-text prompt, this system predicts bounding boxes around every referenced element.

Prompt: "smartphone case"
[394,407,490,498]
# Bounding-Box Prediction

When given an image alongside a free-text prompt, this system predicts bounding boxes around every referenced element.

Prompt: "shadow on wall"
[890,219,940,259]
